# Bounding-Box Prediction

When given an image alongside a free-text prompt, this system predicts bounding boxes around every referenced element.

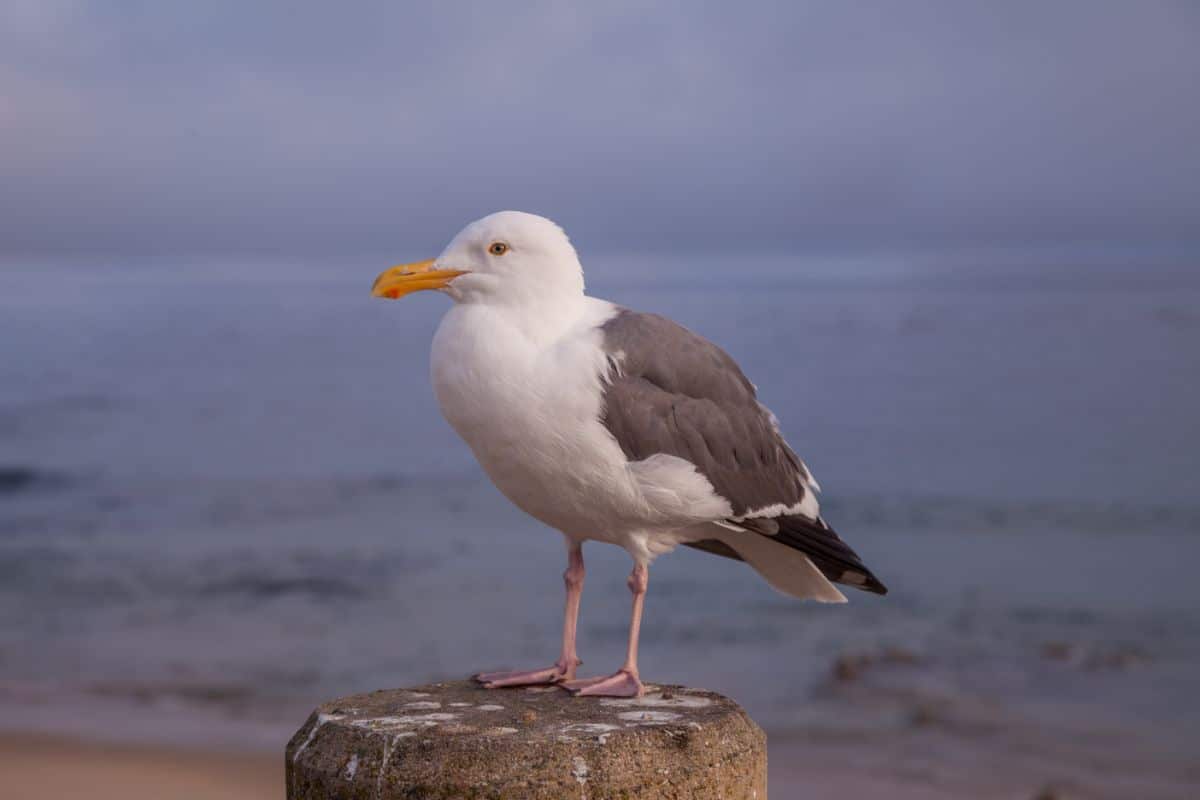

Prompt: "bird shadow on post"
[286,680,767,799]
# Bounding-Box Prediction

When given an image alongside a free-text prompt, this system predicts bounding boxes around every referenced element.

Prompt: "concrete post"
[286,680,767,799]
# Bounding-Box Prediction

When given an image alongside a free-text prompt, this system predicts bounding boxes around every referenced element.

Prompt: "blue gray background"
[2,2,1198,258]
[3,4,1199,798]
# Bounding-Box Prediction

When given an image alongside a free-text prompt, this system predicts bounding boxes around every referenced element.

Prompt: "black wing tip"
[773,514,890,596]
[859,574,889,595]
[836,567,888,595]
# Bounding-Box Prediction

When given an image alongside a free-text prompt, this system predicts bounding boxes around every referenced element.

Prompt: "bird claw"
[560,669,644,697]
[473,658,580,688]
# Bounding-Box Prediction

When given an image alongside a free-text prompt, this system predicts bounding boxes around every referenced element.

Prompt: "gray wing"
[600,309,813,518]
[599,309,886,595]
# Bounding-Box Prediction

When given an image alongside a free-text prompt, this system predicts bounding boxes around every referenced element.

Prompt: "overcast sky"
[2,1,1197,259]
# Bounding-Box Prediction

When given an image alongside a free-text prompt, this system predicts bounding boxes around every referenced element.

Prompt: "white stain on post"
[561,722,620,744]
[375,736,393,800]
[350,713,459,730]
[572,755,590,798]
[486,726,519,736]
[601,693,711,710]
[292,713,345,764]
[617,710,683,725]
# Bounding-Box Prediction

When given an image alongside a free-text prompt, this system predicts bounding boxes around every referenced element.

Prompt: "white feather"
[708,525,847,603]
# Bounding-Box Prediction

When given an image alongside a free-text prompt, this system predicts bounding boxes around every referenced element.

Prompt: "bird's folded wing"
[599,308,818,520]
[598,309,885,595]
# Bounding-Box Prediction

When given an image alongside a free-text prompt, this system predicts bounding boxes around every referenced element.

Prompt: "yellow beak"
[371,259,468,299]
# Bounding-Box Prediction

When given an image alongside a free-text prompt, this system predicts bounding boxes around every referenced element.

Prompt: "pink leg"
[475,543,585,688]
[561,563,647,698]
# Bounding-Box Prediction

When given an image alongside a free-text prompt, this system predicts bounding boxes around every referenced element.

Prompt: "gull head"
[372,211,584,306]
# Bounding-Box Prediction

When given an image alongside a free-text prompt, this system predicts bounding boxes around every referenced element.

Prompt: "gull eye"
[488,242,509,256]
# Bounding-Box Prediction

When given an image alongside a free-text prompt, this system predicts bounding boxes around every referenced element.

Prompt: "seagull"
[373,211,886,698]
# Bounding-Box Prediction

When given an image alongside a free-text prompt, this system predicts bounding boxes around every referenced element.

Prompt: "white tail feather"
[715,528,847,603]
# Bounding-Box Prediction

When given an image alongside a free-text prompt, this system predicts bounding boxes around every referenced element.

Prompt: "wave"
[0,465,72,496]
[821,494,1200,536]
[0,470,482,539]
[198,573,368,600]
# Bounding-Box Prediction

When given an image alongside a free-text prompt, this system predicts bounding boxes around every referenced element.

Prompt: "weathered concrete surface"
[286,680,767,799]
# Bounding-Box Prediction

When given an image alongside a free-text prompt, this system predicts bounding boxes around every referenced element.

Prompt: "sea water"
[2,255,1198,796]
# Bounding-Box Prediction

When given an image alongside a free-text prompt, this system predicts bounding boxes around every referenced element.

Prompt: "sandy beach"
[0,732,969,800]
[0,732,1076,800]
[0,734,280,800]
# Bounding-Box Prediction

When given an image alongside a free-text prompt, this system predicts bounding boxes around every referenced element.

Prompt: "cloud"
[2,1,1198,257]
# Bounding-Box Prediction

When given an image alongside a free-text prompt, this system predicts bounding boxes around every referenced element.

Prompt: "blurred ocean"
[2,255,1199,797]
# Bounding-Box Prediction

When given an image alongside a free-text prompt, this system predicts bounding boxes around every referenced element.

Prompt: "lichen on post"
[286,680,767,799]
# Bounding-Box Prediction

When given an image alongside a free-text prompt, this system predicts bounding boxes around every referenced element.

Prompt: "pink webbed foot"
[561,669,644,697]
[474,658,580,689]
